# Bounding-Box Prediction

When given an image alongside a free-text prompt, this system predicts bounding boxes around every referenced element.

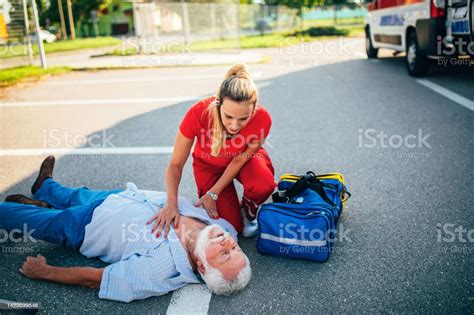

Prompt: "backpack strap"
[304,172,336,207]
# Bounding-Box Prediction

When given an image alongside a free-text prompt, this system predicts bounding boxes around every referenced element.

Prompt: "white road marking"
[0,96,200,108]
[0,146,174,156]
[257,81,272,89]
[44,74,223,85]
[416,79,474,111]
[42,71,263,86]
[354,52,368,59]
[166,284,212,315]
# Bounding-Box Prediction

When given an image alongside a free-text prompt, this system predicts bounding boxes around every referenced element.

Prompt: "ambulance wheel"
[366,28,378,59]
[406,31,430,77]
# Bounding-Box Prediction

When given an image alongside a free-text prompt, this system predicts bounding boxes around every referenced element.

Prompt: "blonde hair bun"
[225,64,249,79]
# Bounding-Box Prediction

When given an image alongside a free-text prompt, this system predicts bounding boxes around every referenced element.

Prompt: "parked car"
[30,30,57,43]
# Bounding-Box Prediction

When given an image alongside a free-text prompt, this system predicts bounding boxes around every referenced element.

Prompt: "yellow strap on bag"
[278,172,350,204]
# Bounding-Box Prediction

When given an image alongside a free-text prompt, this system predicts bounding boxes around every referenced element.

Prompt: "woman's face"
[219,98,254,135]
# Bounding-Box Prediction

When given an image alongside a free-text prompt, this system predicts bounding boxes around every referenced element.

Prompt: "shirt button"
[144,199,147,203]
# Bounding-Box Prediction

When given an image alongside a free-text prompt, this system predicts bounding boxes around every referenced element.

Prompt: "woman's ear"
[251,103,257,116]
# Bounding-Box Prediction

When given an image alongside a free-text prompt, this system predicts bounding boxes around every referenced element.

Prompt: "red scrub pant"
[193,149,277,233]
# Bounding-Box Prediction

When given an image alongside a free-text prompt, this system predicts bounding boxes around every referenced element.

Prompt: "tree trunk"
[299,6,303,30]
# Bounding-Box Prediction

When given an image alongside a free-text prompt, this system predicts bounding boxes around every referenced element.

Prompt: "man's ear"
[196,258,206,275]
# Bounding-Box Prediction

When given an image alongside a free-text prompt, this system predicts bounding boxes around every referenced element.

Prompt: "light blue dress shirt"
[79,183,238,303]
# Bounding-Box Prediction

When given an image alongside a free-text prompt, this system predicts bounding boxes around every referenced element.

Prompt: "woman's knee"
[243,175,276,201]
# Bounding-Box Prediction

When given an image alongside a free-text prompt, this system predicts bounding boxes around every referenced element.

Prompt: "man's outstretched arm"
[19,254,104,289]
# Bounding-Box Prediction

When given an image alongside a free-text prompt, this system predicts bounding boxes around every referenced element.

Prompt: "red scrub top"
[179,96,272,168]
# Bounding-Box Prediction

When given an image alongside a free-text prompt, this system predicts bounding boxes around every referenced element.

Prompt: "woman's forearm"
[166,164,183,207]
[44,265,104,289]
[210,140,264,195]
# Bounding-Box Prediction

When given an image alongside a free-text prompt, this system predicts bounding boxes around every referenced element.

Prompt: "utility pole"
[181,0,190,46]
[66,0,75,39]
[22,0,33,64]
[31,0,47,68]
[57,0,67,40]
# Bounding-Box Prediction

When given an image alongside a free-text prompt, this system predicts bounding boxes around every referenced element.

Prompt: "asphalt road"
[0,38,473,314]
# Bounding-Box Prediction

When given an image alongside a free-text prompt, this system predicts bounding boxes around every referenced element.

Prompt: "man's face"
[196,225,247,280]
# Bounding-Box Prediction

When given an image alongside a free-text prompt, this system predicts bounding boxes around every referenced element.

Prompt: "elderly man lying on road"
[0,156,251,303]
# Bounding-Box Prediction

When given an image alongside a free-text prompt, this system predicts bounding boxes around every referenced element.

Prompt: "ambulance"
[365,0,473,76]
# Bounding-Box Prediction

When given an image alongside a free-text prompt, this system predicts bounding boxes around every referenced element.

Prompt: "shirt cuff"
[98,264,113,300]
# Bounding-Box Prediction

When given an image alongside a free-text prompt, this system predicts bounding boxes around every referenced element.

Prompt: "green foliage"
[265,0,324,14]
[41,0,112,30]
[290,26,349,36]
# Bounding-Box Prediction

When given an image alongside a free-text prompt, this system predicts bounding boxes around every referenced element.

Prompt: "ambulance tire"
[366,28,378,59]
[406,31,430,77]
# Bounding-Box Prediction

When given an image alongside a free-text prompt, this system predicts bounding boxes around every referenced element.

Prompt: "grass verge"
[0,66,71,88]
[103,25,364,56]
[0,37,121,59]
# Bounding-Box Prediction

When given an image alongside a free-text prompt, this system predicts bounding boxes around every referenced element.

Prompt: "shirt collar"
[167,228,201,283]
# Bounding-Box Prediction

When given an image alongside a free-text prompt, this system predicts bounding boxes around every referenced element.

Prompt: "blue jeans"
[0,178,121,250]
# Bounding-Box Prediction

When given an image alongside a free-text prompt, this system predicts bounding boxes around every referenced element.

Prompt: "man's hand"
[147,203,180,239]
[19,254,103,288]
[19,254,50,280]
[195,194,219,219]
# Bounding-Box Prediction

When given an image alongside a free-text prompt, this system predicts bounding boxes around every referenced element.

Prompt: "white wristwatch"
[206,191,219,201]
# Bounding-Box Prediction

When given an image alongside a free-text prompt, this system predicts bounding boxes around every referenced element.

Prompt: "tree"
[265,0,324,28]
[41,0,111,34]
[327,0,354,24]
